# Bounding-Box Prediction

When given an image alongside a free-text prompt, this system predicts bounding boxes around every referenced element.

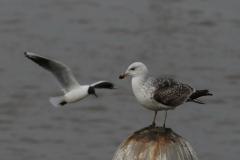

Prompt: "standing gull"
[119,62,212,127]
[24,52,116,107]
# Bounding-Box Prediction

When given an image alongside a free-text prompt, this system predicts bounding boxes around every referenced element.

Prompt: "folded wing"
[153,78,194,107]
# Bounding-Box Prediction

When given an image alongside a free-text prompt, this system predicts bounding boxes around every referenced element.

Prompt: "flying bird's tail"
[49,96,66,107]
[187,90,212,104]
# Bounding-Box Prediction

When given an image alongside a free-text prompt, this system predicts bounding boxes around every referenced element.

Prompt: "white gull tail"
[49,96,65,108]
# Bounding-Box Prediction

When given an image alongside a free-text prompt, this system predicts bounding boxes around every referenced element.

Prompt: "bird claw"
[150,122,156,127]
[163,124,166,129]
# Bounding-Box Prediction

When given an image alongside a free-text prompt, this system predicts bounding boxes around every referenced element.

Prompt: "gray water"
[0,0,240,159]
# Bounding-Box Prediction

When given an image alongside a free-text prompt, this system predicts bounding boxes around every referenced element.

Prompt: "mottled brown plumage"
[120,62,212,127]
[153,78,194,107]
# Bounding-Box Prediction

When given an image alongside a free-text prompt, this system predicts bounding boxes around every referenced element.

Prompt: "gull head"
[119,62,148,79]
[88,86,98,97]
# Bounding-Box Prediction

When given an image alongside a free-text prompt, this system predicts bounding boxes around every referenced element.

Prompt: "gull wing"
[153,78,194,107]
[25,52,80,93]
[90,81,117,89]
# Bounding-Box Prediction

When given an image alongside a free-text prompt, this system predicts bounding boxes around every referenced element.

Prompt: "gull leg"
[163,111,167,128]
[151,111,158,126]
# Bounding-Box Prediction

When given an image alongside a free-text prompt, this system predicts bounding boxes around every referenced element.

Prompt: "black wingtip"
[187,89,212,104]
[24,52,30,58]
[194,99,206,104]
[206,93,213,96]
[106,83,117,89]
[205,90,213,95]
[111,85,117,89]
[92,82,117,89]
[187,98,205,104]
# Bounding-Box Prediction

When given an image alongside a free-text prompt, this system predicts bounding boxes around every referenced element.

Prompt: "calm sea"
[0,0,240,159]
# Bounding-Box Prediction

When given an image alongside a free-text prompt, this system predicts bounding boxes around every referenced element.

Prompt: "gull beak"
[119,73,129,79]
[94,93,98,97]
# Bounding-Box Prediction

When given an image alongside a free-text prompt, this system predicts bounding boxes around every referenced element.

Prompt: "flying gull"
[119,62,212,127]
[25,52,116,107]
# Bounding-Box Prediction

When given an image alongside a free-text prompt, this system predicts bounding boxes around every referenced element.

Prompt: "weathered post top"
[113,126,198,160]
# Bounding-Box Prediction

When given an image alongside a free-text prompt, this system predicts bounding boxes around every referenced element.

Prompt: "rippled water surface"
[0,0,240,159]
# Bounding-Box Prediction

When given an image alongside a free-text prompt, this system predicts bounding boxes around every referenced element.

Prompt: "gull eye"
[130,67,135,71]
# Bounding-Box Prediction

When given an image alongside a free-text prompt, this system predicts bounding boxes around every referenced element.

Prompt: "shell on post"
[113,126,198,160]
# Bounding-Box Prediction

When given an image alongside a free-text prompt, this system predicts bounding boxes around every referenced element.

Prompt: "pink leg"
[163,111,167,128]
[151,111,158,126]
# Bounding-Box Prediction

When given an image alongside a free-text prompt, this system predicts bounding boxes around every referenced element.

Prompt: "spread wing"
[90,81,117,89]
[153,78,194,107]
[24,52,80,93]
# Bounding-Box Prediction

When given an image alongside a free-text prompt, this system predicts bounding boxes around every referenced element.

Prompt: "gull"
[24,52,116,107]
[119,62,212,127]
